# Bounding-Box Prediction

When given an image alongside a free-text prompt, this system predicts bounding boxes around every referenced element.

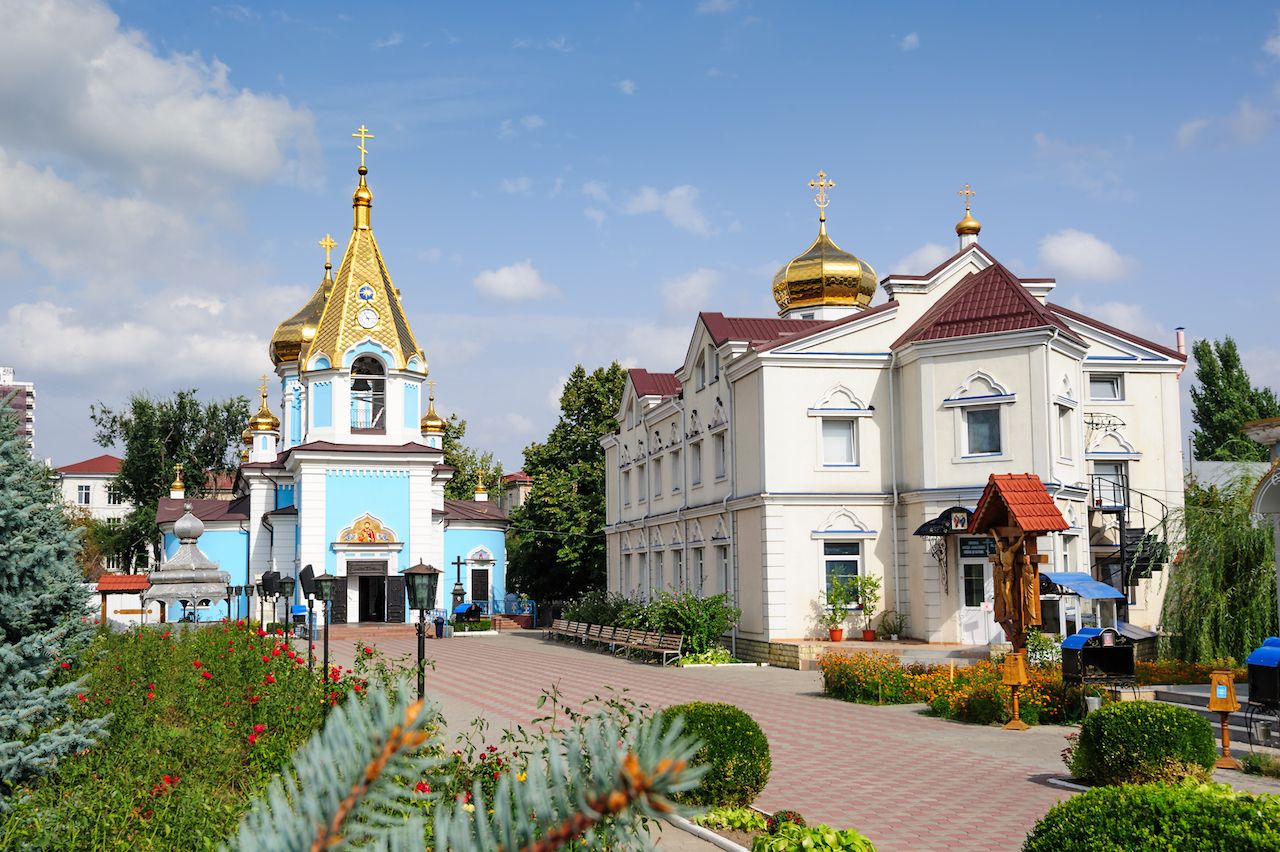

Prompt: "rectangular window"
[653,458,663,497]
[671,449,682,491]
[713,433,726,479]
[1093,461,1126,507]
[692,547,704,595]
[822,419,858,465]
[964,406,1001,455]
[962,563,984,608]
[823,542,860,600]
[622,471,631,506]
[695,355,706,390]
[1089,374,1123,401]
[710,349,720,382]
[1057,405,1073,460]
[77,484,91,505]
[717,545,730,596]
[107,486,124,505]
[691,442,703,486]
[106,516,121,528]
[653,551,664,591]
[672,550,684,589]
[637,553,648,599]
[622,554,631,591]
[637,463,647,502]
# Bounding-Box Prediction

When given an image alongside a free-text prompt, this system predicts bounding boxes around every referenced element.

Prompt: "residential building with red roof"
[604,185,1186,658]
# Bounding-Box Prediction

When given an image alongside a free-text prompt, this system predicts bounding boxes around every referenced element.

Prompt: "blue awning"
[1042,571,1125,600]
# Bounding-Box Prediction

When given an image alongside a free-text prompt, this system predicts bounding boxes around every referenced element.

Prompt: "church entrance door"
[348,561,387,623]
[470,567,490,609]
[958,559,1005,645]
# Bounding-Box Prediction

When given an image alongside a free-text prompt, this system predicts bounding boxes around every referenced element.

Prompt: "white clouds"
[617,79,637,95]
[472,260,560,300]
[0,0,317,194]
[1038,229,1136,281]
[661,268,720,315]
[1065,297,1169,348]
[892,242,951,275]
[1229,98,1271,144]
[500,115,546,138]
[500,176,532,194]
[624,185,713,236]
[505,412,535,434]
[1032,132,1129,201]
[546,376,569,412]
[582,181,611,203]
[371,31,402,48]
[1176,117,1209,148]
[1266,15,1280,58]
[900,32,920,51]
[696,0,737,12]
[584,207,607,228]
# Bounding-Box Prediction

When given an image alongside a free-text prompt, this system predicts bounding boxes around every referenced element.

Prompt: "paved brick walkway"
[322,626,1073,851]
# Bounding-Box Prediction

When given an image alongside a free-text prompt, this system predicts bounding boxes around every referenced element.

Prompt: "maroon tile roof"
[751,299,900,353]
[97,573,150,593]
[501,471,532,484]
[156,495,251,524]
[892,262,1083,350]
[56,454,122,475]
[969,473,1069,535]
[442,499,508,524]
[1047,302,1185,362]
[264,505,297,517]
[699,312,826,348]
[629,368,682,399]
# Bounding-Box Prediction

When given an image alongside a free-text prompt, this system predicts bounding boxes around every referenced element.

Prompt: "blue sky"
[2,0,1278,469]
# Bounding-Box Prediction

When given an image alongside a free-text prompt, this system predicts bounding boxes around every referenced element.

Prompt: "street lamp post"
[307,593,316,671]
[312,572,338,713]
[255,579,265,625]
[277,575,296,635]
[225,584,233,622]
[401,560,442,700]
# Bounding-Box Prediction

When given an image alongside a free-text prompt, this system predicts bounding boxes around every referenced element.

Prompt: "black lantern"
[312,572,338,602]
[278,574,296,601]
[261,570,280,597]
[401,561,442,612]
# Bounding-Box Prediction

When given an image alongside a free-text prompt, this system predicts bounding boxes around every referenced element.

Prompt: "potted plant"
[819,577,856,642]
[878,609,908,641]
[848,575,882,641]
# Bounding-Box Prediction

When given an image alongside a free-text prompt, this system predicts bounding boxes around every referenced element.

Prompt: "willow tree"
[1161,473,1278,663]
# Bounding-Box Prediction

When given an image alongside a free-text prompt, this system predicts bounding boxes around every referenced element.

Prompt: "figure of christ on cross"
[989,531,1041,651]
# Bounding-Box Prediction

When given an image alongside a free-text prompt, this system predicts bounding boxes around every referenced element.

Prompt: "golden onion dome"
[771,229,876,314]
[955,209,982,236]
[420,385,446,434]
[270,267,332,366]
[247,381,280,433]
[353,165,373,207]
[241,427,253,447]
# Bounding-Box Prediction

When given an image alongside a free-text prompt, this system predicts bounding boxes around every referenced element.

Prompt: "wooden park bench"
[541,619,684,665]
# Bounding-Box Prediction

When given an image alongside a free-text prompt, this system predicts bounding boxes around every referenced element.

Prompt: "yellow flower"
[517,772,527,782]
[463,803,475,813]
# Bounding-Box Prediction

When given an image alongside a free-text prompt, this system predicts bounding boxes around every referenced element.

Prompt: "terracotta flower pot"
[862,629,877,641]
[828,628,844,642]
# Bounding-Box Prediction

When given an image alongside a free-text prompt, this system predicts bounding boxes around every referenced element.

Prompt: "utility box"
[1062,627,1135,686]
[1246,637,1280,707]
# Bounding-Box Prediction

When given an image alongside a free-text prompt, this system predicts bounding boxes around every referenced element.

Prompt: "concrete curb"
[679,662,770,669]
[450,630,499,637]
[666,815,750,851]
[1046,777,1090,792]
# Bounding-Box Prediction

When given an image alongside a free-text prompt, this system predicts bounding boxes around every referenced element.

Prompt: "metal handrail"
[1088,473,1172,593]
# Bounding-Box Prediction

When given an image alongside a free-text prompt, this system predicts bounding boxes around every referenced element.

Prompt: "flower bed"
[1135,659,1246,685]
[817,651,1105,725]
[1,622,328,849]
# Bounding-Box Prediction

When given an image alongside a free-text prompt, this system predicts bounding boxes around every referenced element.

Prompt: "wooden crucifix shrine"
[968,473,1069,730]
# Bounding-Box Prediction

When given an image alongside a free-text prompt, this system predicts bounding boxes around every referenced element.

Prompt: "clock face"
[357,307,379,329]
[358,284,375,302]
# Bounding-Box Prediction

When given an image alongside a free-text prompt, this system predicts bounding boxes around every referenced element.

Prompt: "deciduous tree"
[1189,337,1280,462]
[441,414,503,501]
[507,363,626,602]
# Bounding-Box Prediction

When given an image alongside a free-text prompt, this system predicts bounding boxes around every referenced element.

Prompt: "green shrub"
[660,702,770,807]
[694,806,769,833]
[766,809,806,833]
[562,589,633,625]
[642,592,740,654]
[1023,783,1280,851]
[753,822,876,851]
[677,647,738,666]
[1067,701,1215,785]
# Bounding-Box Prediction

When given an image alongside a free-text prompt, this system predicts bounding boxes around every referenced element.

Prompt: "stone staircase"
[491,614,530,631]
[1153,684,1280,751]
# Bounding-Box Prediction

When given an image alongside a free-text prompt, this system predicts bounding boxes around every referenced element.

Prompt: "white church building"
[603,178,1185,655]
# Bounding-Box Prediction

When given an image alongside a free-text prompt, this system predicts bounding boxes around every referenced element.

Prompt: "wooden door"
[386,576,406,623]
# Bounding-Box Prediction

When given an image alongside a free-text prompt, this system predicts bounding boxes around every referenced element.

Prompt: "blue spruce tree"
[0,410,108,807]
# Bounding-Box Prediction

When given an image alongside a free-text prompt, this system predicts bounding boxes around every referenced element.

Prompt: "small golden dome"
[772,230,876,314]
[170,463,185,494]
[955,210,982,236]
[241,428,253,447]
[248,381,280,433]
[420,384,446,434]
[353,165,372,207]
[271,269,331,366]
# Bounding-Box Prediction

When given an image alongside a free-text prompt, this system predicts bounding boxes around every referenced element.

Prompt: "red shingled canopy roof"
[969,473,1069,535]
[628,368,681,399]
[97,574,150,593]
[56,454,122,475]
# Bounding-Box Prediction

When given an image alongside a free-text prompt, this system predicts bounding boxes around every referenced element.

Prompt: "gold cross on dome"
[427,378,436,400]
[259,374,269,400]
[810,170,835,224]
[352,125,375,167]
[958,183,976,212]
[319,233,336,266]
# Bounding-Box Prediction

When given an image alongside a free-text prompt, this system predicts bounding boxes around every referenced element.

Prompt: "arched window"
[350,355,386,433]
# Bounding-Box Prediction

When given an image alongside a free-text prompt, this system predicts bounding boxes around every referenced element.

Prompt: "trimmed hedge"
[1067,701,1215,785]
[1024,783,1280,851]
[660,702,770,807]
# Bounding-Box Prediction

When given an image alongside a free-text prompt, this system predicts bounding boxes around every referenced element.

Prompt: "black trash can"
[434,616,445,639]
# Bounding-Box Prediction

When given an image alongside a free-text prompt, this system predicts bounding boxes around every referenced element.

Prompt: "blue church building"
[155,135,507,625]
